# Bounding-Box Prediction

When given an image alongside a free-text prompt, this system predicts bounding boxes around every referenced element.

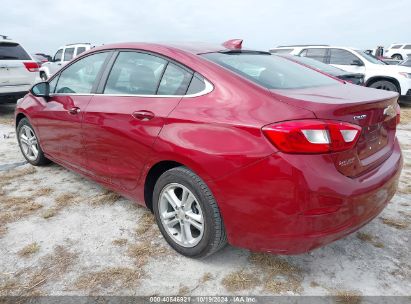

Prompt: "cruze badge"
[353,114,367,120]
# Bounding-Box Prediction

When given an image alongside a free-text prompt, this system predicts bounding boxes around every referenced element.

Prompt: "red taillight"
[23,62,39,72]
[262,120,362,154]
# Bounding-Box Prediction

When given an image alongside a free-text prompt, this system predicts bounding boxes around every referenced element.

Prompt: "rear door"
[0,42,34,90]
[83,51,193,190]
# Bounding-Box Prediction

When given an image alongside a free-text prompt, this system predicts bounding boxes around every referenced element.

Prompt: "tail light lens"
[23,62,39,72]
[262,120,362,154]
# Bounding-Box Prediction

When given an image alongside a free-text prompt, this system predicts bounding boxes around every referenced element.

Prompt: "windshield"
[400,59,411,67]
[284,55,346,75]
[202,52,339,90]
[354,50,386,65]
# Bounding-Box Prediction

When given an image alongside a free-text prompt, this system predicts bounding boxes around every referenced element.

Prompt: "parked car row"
[270,45,411,103]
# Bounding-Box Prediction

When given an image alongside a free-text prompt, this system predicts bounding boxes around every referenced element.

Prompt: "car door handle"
[68,107,81,115]
[132,110,155,121]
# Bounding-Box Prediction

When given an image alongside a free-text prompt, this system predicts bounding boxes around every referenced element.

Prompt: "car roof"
[91,42,230,55]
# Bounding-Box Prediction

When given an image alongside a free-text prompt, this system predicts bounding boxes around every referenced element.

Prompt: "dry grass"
[112,238,128,246]
[380,217,409,229]
[249,253,303,294]
[18,242,40,257]
[34,187,53,197]
[0,196,42,233]
[42,193,78,219]
[334,290,363,304]
[221,270,260,292]
[178,285,190,295]
[0,245,78,296]
[0,116,14,125]
[310,281,320,288]
[135,212,156,237]
[200,272,213,283]
[0,167,36,189]
[356,232,385,248]
[74,267,142,292]
[127,241,166,267]
[400,107,411,124]
[90,189,121,205]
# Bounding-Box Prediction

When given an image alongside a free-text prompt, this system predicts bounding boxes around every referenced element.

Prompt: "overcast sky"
[2,0,410,55]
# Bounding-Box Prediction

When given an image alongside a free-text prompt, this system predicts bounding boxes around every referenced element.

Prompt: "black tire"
[17,118,50,166]
[153,166,227,258]
[369,80,399,93]
[392,54,403,60]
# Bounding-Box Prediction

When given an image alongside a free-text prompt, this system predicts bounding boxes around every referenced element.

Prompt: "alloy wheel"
[158,183,204,248]
[19,125,39,161]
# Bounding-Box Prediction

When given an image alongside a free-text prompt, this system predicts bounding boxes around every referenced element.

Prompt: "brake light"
[23,62,39,72]
[262,120,362,154]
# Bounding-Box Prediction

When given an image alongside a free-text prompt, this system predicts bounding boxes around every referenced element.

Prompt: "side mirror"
[30,82,50,98]
[351,59,364,66]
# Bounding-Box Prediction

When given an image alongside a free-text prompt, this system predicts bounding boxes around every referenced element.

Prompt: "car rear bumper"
[211,138,402,254]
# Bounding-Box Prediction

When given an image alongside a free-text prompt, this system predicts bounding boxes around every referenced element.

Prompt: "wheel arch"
[143,160,185,211]
[365,76,401,93]
[15,112,27,128]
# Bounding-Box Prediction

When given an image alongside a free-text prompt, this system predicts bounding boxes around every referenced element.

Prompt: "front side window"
[329,49,360,65]
[63,48,75,61]
[202,52,338,90]
[55,52,109,94]
[54,49,63,62]
[104,52,167,95]
[157,63,192,95]
[300,48,327,63]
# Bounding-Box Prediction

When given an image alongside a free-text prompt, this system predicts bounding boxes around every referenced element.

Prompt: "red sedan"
[15,40,402,257]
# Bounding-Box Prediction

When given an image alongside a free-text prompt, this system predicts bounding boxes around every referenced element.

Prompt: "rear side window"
[54,49,63,62]
[104,52,167,95]
[157,63,192,95]
[300,48,327,63]
[76,47,86,56]
[55,52,109,94]
[0,42,31,60]
[404,45,411,50]
[186,73,207,95]
[391,45,402,49]
[329,49,359,65]
[202,53,338,90]
[63,48,75,61]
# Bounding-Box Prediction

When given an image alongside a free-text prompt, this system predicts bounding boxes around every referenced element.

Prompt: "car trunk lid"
[270,84,399,177]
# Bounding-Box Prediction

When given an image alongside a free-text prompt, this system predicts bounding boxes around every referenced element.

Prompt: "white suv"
[270,45,411,102]
[384,43,411,61]
[39,43,92,80]
[0,35,40,103]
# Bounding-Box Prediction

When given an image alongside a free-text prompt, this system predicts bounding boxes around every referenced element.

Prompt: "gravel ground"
[0,102,410,297]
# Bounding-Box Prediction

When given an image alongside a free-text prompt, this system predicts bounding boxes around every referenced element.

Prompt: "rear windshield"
[202,52,339,89]
[0,42,31,60]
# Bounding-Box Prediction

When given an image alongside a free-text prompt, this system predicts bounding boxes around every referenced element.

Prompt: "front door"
[34,51,111,169]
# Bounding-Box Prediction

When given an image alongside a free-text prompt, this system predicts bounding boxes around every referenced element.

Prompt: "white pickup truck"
[39,43,92,80]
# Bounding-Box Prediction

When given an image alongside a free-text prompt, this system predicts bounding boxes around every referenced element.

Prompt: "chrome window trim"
[50,78,214,98]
